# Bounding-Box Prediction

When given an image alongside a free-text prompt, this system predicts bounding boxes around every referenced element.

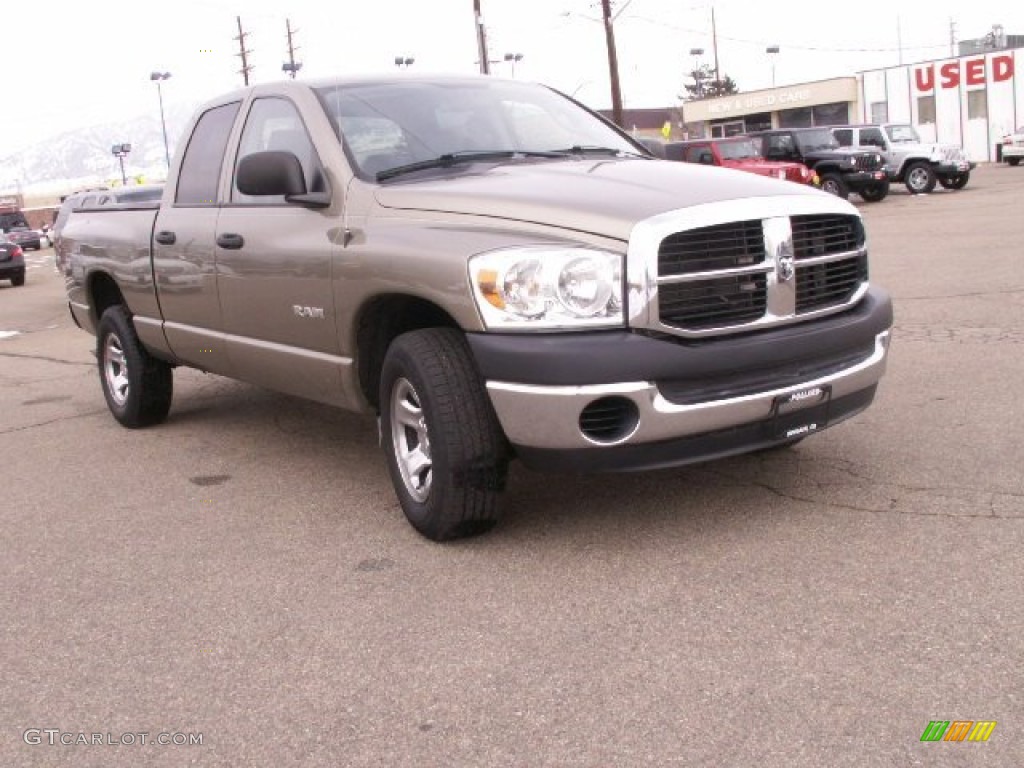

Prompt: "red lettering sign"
[940,61,960,88]
[914,65,934,92]
[965,58,985,86]
[993,54,1014,82]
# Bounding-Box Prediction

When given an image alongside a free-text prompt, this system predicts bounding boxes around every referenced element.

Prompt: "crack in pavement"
[0,351,94,367]
[0,409,109,436]
[895,287,1024,301]
[698,461,1023,520]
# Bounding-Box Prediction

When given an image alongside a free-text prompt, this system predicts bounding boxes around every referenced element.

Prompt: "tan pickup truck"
[62,75,893,540]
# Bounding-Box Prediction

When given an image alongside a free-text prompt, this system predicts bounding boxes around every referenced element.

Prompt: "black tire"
[11,270,25,286]
[904,161,936,194]
[819,173,849,199]
[1008,158,1021,167]
[97,305,173,428]
[379,327,509,541]
[858,181,889,202]
[938,172,969,190]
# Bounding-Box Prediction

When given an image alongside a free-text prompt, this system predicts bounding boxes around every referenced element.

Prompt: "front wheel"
[97,305,173,428]
[858,181,889,202]
[379,328,509,541]
[819,173,849,199]
[938,172,969,190]
[904,161,937,194]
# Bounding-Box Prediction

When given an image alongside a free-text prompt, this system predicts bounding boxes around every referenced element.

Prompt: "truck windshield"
[793,129,839,152]
[315,79,642,180]
[717,139,761,160]
[884,124,922,143]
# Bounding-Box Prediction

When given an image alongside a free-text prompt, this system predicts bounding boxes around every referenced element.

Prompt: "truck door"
[215,96,344,406]
[153,100,241,375]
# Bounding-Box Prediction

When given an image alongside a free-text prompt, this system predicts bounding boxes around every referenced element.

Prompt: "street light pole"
[766,46,780,88]
[150,72,172,170]
[503,52,523,78]
[111,143,131,186]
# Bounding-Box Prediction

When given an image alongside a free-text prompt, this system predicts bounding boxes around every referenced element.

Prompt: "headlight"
[470,246,623,330]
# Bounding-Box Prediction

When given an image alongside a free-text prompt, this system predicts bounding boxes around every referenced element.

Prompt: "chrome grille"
[648,208,867,338]
[658,220,765,276]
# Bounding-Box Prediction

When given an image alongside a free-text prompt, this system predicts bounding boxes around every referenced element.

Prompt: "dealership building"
[677,45,1023,162]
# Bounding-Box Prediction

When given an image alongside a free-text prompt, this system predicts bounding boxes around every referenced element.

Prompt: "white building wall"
[886,68,912,124]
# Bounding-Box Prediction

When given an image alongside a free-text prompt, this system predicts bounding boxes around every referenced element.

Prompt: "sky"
[5,0,1023,158]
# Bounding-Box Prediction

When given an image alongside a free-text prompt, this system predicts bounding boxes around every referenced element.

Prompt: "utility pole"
[601,0,624,127]
[949,19,956,57]
[283,18,302,78]
[473,0,490,74]
[711,6,720,87]
[235,16,253,86]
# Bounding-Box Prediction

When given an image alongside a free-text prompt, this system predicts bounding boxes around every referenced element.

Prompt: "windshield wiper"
[375,150,565,181]
[552,145,645,158]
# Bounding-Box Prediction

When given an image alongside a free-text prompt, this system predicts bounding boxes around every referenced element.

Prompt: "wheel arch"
[355,293,463,411]
[87,271,126,328]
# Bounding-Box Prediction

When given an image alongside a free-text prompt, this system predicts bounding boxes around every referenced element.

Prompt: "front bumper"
[469,288,892,472]
[843,170,889,190]
[933,160,976,176]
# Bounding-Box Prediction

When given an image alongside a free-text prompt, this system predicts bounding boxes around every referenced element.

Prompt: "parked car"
[665,137,819,186]
[749,127,890,202]
[831,123,975,193]
[5,225,42,251]
[0,234,26,286]
[1001,126,1024,166]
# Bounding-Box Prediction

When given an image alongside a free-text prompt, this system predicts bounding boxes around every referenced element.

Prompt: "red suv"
[665,137,818,186]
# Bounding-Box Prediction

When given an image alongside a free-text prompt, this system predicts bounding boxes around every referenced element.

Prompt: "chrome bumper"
[487,330,890,451]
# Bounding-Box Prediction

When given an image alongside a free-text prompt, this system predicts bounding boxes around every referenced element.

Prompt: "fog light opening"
[579,396,640,445]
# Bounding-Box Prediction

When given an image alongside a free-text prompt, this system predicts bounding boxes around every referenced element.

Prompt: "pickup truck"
[62,75,893,540]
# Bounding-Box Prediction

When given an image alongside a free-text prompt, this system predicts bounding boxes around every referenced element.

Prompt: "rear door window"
[175,102,241,205]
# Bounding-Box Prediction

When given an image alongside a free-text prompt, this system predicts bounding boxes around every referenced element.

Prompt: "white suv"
[1001,127,1024,166]
[832,123,974,194]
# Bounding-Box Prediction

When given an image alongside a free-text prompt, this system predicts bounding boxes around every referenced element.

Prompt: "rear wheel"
[11,270,25,286]
[904,161,936,194]
[379,328,509,541]
[938,172,969,190]
[97,305,173,428]
[858,181,889,202]
[1008,158,1021,167]
[819,173,849,199]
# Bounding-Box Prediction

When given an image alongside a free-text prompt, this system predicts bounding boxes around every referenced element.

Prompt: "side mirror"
[236,151,330,208]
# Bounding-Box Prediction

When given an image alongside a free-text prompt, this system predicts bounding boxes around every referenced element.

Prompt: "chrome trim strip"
[795,249,866,267]
[486,330,889,450]
[657,262,769,284]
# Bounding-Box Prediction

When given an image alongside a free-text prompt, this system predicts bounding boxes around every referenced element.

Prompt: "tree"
[681,64,739,101]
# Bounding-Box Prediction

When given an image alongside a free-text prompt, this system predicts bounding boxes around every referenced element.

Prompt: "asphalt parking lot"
[2,164,1022,767]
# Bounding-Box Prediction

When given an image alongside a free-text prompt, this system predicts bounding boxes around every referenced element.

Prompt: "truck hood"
[372,157,822,241]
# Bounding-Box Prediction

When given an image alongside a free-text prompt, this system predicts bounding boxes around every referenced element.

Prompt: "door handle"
[154,230,176,245]
[216,233,245,250]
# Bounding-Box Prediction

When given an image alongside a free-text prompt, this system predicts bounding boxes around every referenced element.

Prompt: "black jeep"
[749,127,890,202]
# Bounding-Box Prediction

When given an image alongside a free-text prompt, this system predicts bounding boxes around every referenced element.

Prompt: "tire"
[1008,158,1021,167]
[819,173,849,199]
[379,327,509,541]
[97,305,173,428]
[11,270,25,286]
[858,181,889,202]
[938,172,969,190]
[904,161,936,194]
